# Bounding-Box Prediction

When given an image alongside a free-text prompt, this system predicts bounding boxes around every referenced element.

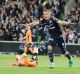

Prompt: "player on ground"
[12,53,38,67]
[21,9,73,68]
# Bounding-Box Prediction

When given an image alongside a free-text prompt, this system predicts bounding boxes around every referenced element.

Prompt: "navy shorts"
[48,36,66,53]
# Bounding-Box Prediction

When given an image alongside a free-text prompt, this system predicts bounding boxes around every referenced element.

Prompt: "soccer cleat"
[49,63,55,69]
[68,60,73,68]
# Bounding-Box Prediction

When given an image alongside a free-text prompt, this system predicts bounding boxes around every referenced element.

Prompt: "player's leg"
[15,55,21,66]
[23,46,28,53]
[29,48,34,54]
[31,48,38,60]
[29,48,37,60]
[17,54,27,66]
[26,29,32,45]
[48,45,55,68]
[28,30,32,44]
[57,36,73,67]
[12,55,24,66]
[47,39,55,68]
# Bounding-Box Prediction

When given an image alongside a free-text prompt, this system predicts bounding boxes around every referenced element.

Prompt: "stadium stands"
[0,0,80,44]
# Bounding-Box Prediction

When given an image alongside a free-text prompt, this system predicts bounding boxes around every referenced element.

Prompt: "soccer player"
[21,9,73,68]
[23,26,33,53]
[22,26,38,61]
[12,53,38,67]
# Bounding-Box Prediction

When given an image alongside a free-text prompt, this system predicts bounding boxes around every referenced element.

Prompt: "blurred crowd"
[63,0,80,44]
[0,0,80,44]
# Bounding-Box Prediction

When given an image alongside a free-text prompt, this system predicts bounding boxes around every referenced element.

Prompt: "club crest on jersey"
[49,20,52,24]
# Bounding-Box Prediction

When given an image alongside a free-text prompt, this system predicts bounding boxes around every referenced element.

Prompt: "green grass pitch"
[0,54,80,74]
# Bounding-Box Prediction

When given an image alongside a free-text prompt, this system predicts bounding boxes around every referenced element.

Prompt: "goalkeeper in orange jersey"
[21,26,38,61]
[12,53,38,67]
[23,26,33,53]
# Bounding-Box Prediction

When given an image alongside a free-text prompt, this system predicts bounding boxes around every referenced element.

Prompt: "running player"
[21,9,73,68]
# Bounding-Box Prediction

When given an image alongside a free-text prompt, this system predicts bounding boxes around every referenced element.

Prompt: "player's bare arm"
[57,20,75,26]
[21,21,39,27]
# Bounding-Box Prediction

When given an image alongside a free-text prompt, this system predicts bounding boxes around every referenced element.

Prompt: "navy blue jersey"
[39,17,62,38]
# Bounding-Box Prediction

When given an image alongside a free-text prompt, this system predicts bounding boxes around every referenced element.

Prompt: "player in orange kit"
[12,53,38,67]
[13,26,38,67]
[22,26,38,61]
[23,26,33,53]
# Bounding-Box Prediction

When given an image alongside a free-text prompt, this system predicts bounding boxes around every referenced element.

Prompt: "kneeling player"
[22,26,38,60]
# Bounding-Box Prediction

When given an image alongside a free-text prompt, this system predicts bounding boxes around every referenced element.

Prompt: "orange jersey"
[26,29,32,45]
[23,29,33,53]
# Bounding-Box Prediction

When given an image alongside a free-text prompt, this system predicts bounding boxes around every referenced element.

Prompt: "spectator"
[75,21,80,43]
[0,0,80,44]
[67,28,76,43]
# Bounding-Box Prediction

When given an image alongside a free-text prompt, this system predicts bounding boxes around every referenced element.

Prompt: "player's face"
[43,11,51,20]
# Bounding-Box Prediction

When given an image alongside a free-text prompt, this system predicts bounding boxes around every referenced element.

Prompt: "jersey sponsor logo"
[49,20,52,23]
[47,24,54,27]
[48,27,55,29]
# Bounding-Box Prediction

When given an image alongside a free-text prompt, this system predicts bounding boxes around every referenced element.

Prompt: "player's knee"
[48,45,53,53]
[16,55,20,60]
[48,45,53,51]
[65,51,69,56]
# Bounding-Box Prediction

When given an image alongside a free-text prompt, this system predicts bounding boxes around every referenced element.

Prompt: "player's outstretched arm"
[57,20,75,26]
[21,21,39,27]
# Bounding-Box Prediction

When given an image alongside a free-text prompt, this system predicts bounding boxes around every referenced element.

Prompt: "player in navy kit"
[22,9,73,68]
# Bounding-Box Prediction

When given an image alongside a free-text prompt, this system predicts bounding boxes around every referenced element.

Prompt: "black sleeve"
[52,16,59,22]
[38,18,45,29]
